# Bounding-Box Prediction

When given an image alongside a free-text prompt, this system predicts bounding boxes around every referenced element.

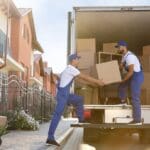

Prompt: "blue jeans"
[48,90,84,140]
[119,71,144,122]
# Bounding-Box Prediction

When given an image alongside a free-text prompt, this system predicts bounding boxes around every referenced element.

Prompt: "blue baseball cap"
[68,53,81,61]
[115,40,128,48]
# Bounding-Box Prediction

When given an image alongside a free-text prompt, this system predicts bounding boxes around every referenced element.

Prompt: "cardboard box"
[77,38,96,52]
[96,60,122,84]
[103,43,118,53]
[0,116,7,127]
[143,45,150,55]
[142,72,150,89]
[79,66,98,78]
[141,56,150,72]
[78,51,96,69]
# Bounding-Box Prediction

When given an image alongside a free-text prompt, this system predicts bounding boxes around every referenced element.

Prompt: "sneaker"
[46,139,60,146]
[128,120,142,125]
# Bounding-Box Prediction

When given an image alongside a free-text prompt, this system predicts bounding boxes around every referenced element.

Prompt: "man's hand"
[119,63,124,70]
[118,80,124,84]
[75,78,98,87]
[120,64,134,83]
[77,73,105,87]
[96,79,105,86]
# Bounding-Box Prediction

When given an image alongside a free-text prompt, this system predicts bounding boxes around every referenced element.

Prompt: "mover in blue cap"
[116,40,144,125]
[46,53,105,146]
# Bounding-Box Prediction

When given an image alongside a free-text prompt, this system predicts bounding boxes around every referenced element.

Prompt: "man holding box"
[46,53,104,146]
[116,40,144,125]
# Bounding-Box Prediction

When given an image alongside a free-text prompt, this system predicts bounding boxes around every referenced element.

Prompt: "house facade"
[0,0,56,118]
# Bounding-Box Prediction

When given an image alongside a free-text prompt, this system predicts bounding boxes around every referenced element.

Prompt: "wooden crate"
[97,52,122,64]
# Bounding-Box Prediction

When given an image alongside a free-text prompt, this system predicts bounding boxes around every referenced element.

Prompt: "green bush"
[7,110,40,130]
[0,126,6,136]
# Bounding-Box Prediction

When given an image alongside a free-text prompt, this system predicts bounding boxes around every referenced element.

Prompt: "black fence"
[0,72,56,122]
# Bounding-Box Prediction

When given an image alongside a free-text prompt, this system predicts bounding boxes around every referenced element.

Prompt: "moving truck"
[68,6,150,143]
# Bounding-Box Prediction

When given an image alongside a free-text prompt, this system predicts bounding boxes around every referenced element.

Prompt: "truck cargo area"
[72,6,150,123]
[70,105,150,144]
[75,7,150,55]
[70,7,150,144]
[74,7,150,105]
[71,122,150,129]
[71,104,150,125]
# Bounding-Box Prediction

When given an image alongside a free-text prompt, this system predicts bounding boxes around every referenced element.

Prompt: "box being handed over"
[96,60,122,84]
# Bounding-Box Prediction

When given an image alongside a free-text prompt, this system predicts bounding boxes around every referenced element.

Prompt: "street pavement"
[0,118,77,150]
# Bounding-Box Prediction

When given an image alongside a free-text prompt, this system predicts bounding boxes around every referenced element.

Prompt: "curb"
[47,128,74,150]
[49,119,77,149]
[57,127,74,145]
[57,118,77,145]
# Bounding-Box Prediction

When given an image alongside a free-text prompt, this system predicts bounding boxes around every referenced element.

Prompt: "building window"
[0,29,7,58]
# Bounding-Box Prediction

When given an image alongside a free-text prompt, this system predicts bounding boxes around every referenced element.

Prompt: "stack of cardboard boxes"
[76,40,122,104]
[96,43,122,103]
[76,38,99,104]
[103,42,118,53]
[76,40,150,105]
[141,45,150,105]
[77,38,96,71]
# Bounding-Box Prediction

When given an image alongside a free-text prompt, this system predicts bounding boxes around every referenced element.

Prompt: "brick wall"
[11,14,32,81]
[43,72,57,97]
[11,17,20,61]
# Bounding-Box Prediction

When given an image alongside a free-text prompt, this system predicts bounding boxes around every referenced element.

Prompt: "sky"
[13,0,150,73]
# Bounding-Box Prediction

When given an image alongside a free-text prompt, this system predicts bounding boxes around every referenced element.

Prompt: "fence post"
[40,90,43,123]
[50,94,52,116]
[43,91,46,121]
[25,83,28,113]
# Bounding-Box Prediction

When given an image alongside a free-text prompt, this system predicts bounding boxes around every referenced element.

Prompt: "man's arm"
[53,74,60,80]
[75,78,98,87]
[119,63,124,71]
[121,64,134,83]
[76,73,105,86]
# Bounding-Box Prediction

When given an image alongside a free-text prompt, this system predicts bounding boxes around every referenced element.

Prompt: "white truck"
[68,6,150,144]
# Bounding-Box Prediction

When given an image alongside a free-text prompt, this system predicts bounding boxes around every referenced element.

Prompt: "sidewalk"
[0,118,77,150]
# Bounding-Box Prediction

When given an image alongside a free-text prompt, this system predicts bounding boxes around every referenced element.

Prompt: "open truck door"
[69,6,150,143]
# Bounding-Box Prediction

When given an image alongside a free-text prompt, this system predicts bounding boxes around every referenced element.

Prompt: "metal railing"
[0,72,56,122]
